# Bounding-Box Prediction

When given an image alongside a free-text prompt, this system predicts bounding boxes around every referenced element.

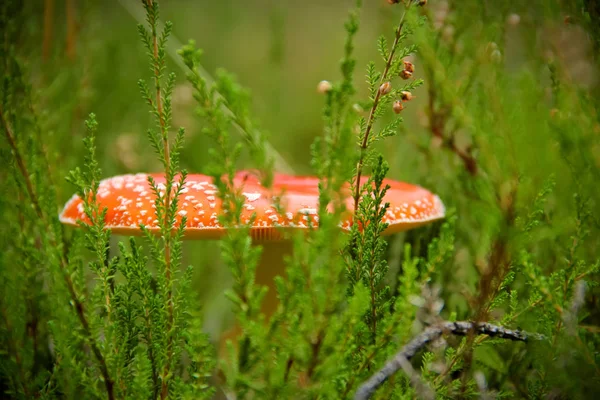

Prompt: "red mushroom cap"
[59,172,445,240]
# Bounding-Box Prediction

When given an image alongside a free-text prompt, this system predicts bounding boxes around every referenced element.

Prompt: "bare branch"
[354,321,542,400]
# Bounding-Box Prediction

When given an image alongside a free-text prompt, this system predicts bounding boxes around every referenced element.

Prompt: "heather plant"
[1,0,600,399]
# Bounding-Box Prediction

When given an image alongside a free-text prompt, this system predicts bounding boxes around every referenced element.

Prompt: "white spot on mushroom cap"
[242,192,261,202]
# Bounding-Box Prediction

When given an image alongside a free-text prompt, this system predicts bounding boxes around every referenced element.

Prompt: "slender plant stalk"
[352,6,410,213]
[144,0,175,397]
[369,257,377,342]
[0,107,115,400]
[0,107,43,218]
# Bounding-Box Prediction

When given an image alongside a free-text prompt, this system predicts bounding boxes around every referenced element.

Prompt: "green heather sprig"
[352,0,423,213]
[65,115,118,400]
[347,156,391,341]
[179,36,273,389]
[137,1,191,398]
[341,0,424,363]
[2,24,118,397]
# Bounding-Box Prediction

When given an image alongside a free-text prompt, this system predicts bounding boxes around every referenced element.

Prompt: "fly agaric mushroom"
[59,172,445,239]
[59,172,444,322]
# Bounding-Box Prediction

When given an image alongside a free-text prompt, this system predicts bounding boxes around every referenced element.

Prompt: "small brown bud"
[317,80,332,93]
[403,60,415,73]
[400,91,414,101]
[399,69,413,80]
[393,100,404,114]
[418,0,427,6]
[387,0,401,4]
[379,82,392,95]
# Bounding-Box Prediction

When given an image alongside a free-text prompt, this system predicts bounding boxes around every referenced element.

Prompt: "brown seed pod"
[393,100,404,114]
[317,80,332,94]
[379,82,392,95]
[403,60,415,73]
[399,69,413,80]
[401,91,414,101]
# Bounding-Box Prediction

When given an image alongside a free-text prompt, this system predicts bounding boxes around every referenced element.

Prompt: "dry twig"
[354,321,541,400]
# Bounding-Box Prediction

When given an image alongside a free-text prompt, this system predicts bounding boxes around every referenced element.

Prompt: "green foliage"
[1,0,600,399]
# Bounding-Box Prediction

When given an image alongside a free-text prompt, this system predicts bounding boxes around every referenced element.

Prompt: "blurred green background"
[24,0,600,338]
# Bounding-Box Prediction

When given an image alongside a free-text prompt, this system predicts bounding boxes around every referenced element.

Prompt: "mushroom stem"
[218,241,292,354]
[255,241,294,317]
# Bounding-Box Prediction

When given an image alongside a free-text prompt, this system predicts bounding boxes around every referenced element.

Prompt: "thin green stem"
[352,6,409,213]
[145,0,175,397]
